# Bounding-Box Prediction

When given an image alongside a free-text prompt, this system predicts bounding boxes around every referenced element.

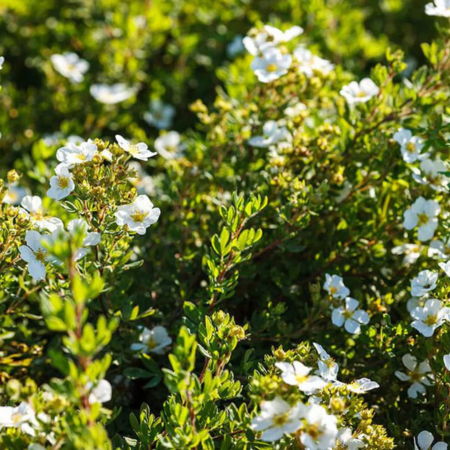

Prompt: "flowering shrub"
[2,0,450,449]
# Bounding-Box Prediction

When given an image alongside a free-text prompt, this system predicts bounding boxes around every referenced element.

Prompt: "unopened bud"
[7,170,20,184]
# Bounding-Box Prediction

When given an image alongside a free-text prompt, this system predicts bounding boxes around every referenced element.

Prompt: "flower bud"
[92,153,103,164]
[7,170,20,183]
[229,325,245,340]
[273,347,286,360]
[330,397,345,412]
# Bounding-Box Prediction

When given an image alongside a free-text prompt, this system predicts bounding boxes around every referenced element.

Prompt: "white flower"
[313,343,339,381]
[227,35,245,58]
[429,240,450,260]
[395,354,433,398]
[276,361,327,393]
[444,354,450,371]
[251,47,292,83]
[439,261,450,278]
[90,83,136,104]
[250,396,302,442]
[285,101,307,117]
[154,131,186,160]
[403,197,440,242]
[299,404,338,450]
[131,326,172,354]
[393,129,427,163]
[425,0,450,17]
[392,243,423,265]
[3,185,28,205]
[115,195,160,235]
[0,402,36,433]
[56,141,97,169]
[410,270,438,297]
[115,135,157,161]
[67,219,101,260]
[407,296,427,313]
[336,427,365,450]
[414,431,447,450]
[340,78,379,105]
[331,298,369,334]
[344,378,380,393]
[248,121,292,148]
[0,56,4,70]
[47,165,75,200]
[20,196,63,232]
[50,53,89,83]
[243,25,303,56]
[412,158,450,191]
[42,132,63,147]
[323,274,350,299]
[294,46,334,77]
[100,149,114,162]
[19,230,49,281]
[144,100,175,129]
[88,379,112,404]
[410,299,450,337]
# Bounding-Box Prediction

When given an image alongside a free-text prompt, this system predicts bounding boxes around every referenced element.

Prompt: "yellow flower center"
[329,286,338,295]
[325,358,335,368]
[266,63,278,72]
[131,210,146,223]
[295,374,308,384]
[417,213,429,226]
[305,424,322,440]
[343,309,353,320]
[424,314,438,326]
[410,371,423,382]
[35,249,47,263]
[406,142,416,153]
[11,412,23,424]
[76,153,87,161]
[31,211,44,221]
[356,90,367,98]
[58,176,70,189]
[128,145,140,156]
[272,412,289,427]
[146,337,157,350]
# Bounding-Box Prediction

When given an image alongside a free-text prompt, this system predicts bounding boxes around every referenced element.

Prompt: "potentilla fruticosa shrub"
[2,0,450,449]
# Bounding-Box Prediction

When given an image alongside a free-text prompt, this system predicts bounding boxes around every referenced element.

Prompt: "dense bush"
[2,0,450,448]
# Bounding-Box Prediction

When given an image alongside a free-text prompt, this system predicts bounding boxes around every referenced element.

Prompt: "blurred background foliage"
[0,0,437,168]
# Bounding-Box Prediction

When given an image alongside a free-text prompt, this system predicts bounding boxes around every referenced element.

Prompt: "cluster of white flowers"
[14,134,162,280]
[409,272,450,338]
[324,274,370,334]
[244,24,335,84]
[251,343,378,447]
[395,128,449,194]
[49,53,137,104]
[244,25,302,83]
[0,380,112,442]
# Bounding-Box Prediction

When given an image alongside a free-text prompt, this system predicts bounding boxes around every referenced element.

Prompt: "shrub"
[1,1,450,449]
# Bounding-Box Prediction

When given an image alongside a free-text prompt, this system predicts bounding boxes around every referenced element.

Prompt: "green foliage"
[2,0,450,449]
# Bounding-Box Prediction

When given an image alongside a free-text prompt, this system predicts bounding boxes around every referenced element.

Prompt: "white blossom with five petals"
[115,195,161,235]
[403,197,440,242]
